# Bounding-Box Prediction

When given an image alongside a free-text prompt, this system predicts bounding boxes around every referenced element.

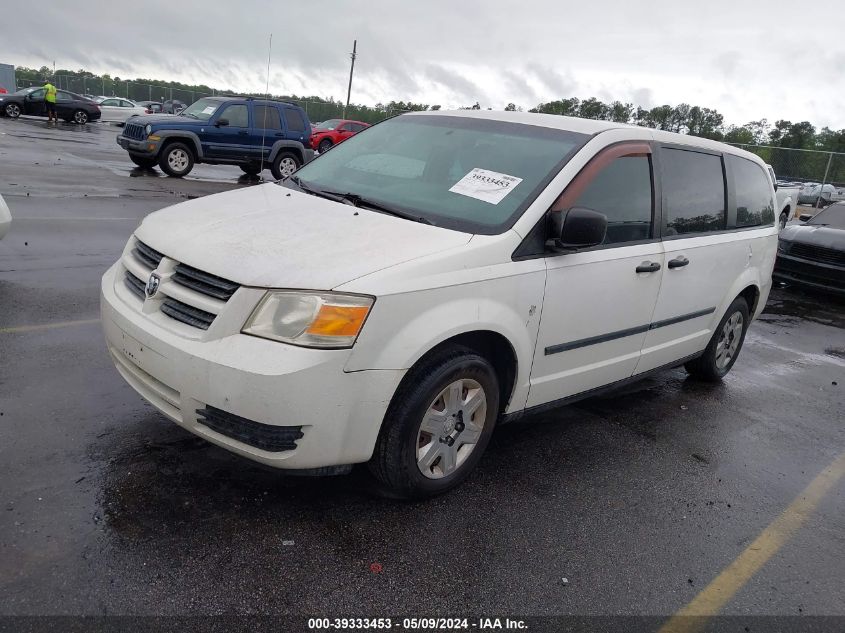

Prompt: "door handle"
[636,261,661,273]
[668,256,689,269]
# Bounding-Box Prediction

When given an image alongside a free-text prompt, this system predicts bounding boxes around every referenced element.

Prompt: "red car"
[310,119,370,154]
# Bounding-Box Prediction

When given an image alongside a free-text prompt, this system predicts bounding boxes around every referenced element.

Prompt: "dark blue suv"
[116,97,314,179]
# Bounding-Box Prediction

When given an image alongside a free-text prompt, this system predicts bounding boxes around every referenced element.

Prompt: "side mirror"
[548,207,607,250]
[799,213,812,222]
[215,118,229,127]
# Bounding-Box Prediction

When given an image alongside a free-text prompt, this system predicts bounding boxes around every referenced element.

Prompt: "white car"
[0,194,10,240]
[96,97,149,123]
[766,164,800,228]
[101,110,778,498]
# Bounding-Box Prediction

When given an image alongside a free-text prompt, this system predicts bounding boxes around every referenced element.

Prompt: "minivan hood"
[135,183,472,289]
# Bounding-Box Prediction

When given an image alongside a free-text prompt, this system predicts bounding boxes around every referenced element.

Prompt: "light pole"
[343,40,357,119]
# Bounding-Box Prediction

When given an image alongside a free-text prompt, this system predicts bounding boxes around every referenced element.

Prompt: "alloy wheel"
[416,378,487,479]
[715,311,743,370]
[167,149,189,172]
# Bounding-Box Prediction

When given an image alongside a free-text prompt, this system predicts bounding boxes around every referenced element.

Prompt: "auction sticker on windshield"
[202,106,216,115]
[449,168,523,205]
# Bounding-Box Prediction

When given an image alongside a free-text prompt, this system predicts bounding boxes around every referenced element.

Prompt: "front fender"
[345,268,546,414]
[155,130,204,159]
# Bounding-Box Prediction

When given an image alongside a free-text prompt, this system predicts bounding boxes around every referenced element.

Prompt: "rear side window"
[572,155,653,244]
[284,108,306,132]
[254,105,282,130]
[728,155,776,227]
[662,148,726,235]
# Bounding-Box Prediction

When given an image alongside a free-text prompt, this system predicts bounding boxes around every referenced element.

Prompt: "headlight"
[777,239,790,254]
[145,124,152,135]
[242,291,374,348]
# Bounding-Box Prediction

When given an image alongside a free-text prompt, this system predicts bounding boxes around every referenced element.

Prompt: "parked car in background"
[310,118,370,154]
[102,110,778,497]
[162,99,187,114]
[116,96,313,178]
[137,101,165,114]
[0,194,10,240]
[774,202,845,294]
[0,87,102,123]
[766,164,799,228]
[797,183,837,207]
[96,97,151,123]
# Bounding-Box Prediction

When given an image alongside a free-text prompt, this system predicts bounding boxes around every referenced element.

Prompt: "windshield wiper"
[318,190,433,225]
[287,178,432,224]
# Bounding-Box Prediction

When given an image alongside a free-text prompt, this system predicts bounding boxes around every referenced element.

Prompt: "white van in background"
[101,111,778,498]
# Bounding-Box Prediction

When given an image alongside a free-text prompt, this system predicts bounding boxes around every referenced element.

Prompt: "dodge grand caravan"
[101,111,778,498]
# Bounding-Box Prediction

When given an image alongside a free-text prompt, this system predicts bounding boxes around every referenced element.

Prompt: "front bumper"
[116,134,158,156]
[773,254,845,295]
[100,262,403,469]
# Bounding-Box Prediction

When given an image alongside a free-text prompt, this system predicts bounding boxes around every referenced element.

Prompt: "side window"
[283,108,306,133]
[728,155,776,227]
[254,105,282,130]
[351,123,367,133]
[219,104,249,128]
[56,91,73,103]
[101,99,119,106]
[571,155,653,244]
[662,148,726,235]
[29,89,45,99]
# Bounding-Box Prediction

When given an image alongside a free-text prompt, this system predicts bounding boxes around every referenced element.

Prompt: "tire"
[72,110,89,124]
[158,142,195,178]
[684,297,750,382]
[4,103,21,118]
[779,212,788,229]
[368,345,500,499]
[318,138,333,154]
[270,151,301,180]
[129,155,157,169]
[240,164,261,175]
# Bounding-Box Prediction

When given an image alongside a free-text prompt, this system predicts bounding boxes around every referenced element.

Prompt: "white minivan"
[101,111,778,497]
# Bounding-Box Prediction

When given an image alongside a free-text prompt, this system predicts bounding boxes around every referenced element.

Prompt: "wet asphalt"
[0,115,843,619]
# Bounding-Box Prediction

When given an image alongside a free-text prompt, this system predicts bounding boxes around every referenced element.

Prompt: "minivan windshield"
[287,114,589,234]
[180,98,220,121]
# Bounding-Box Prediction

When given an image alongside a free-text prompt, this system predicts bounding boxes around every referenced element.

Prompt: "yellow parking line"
[659,450,845,633]
[0,318,100,334]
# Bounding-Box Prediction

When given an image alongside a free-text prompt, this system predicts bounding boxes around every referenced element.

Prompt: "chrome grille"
[133,241,163,269]
[172,263,239,301]
[789,242,845,266]
[160,298,216,330]
[123,122,146,141]
[124,271,146,299]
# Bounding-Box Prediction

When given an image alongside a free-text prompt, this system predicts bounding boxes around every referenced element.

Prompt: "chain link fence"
[19,73,411,124]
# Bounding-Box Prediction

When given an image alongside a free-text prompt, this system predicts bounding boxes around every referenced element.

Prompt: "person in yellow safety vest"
[43,80,57,123]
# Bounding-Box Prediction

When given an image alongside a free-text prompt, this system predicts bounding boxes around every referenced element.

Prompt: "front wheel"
[72,110,89,124]
[240,164,261,175]
[158,142,195,177]
[4,103,21,118]
[318,138,333,154]
[369,346,499,498]
[270,151,301,180]
[779,212,788,229]
[685,297,750,382]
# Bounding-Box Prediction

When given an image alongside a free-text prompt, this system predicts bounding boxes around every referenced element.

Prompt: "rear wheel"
[240,164,261,175]
[129,155,157,169]
[4,103,21,118]
[270,151,301,180]
[685,297,750,382]
[158,142,195,177]
[369,345,499,498]
[72,110,89,124]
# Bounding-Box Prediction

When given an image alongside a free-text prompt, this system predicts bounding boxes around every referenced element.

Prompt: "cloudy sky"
[2,0,843,129]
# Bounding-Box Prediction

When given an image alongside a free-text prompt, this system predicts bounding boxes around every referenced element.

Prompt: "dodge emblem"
[145,273,161,298]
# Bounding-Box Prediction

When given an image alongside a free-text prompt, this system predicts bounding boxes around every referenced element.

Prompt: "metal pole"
[344,39,357,119]
[815,152,834,210]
